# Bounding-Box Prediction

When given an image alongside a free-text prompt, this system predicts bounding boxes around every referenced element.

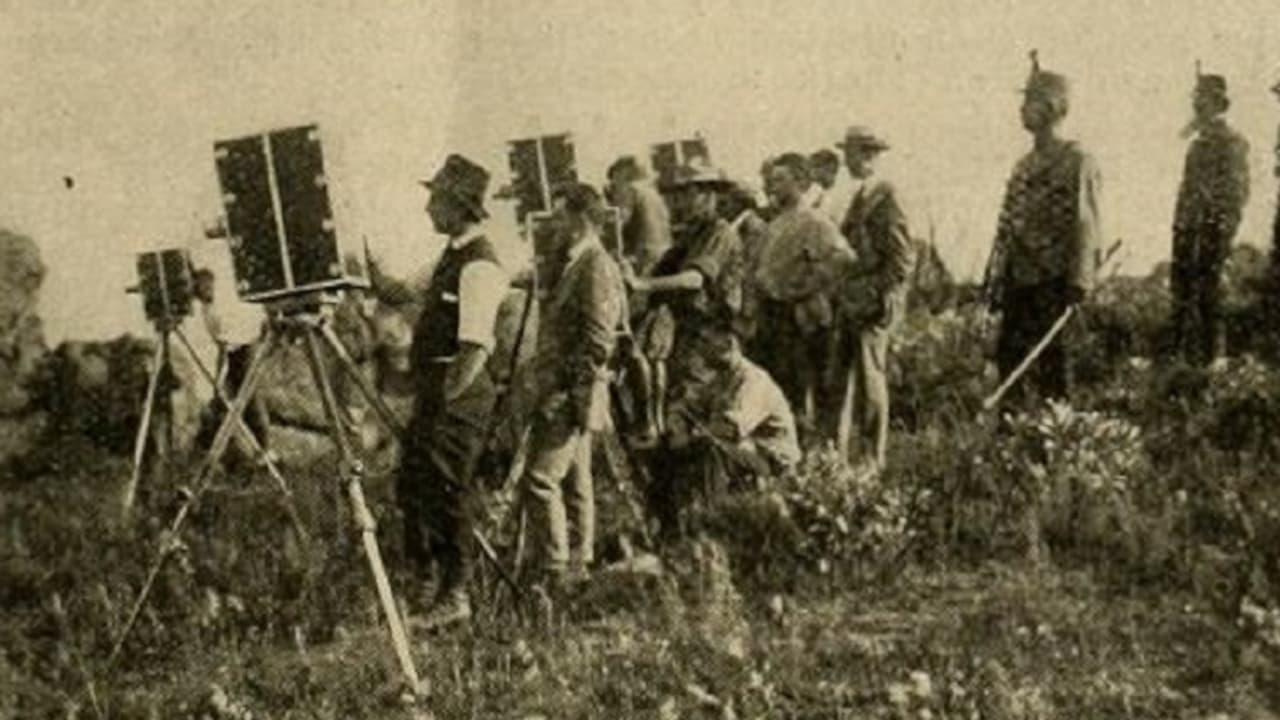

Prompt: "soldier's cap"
[670,157,734,189]
[419,154,490,220]
[1022,71,1070,101]
[836,125,890,153]
[1194,73,1229,99]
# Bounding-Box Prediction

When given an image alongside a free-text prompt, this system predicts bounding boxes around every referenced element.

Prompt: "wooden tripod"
[107,295,425,700]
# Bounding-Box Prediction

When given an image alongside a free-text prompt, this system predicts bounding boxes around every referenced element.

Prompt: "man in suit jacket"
[826,126,915,475]
[521,182,626,587]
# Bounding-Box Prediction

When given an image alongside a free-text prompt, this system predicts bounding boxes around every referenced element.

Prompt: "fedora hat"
[420,154,490,220]
[836,125,890,153]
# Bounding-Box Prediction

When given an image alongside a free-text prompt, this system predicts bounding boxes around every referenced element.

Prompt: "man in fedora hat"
[826,125,915,475]
[1171,69,1250,368]
[750,152,852,446]
[984,56,1102,408]
[371,153,508,629]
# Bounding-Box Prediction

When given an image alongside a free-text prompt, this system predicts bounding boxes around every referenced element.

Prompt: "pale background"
[2,0,1278,344]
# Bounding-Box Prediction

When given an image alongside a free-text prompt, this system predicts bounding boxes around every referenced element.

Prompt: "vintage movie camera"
[650,136,711,190]
[129,248,194,324]
[212,124,367,303]
[506,133,578,223]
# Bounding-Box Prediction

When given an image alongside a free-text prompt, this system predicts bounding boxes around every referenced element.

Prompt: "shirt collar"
[447,227,485,251]
[564,231,600,269]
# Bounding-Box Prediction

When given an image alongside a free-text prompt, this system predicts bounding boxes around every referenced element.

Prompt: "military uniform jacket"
[1173,117,1250,255]
[528,237,626,420]
[838,180,915,327]
[990,140,1102,295]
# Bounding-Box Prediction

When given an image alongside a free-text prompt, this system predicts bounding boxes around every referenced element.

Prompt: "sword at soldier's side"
[981,238,1123,412]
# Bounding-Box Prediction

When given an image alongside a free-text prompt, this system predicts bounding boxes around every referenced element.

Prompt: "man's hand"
[706,415,740,441]
[1064,284,1086,307]
[620,260,647,293]
[444,343,489,403]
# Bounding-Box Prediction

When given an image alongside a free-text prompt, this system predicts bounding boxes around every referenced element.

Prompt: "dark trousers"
[646,437,770,542]
[996,281,1075,410]
[1171,229,1228,366]
[196,344,270,453]
[751,298,831,445]
[396,368,491,599]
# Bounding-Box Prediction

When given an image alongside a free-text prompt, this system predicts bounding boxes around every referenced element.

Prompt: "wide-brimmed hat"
[419,154,490,220]
[670,157,734,189]
[836,125,890,153]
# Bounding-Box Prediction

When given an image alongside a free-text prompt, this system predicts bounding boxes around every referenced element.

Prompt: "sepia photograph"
[3,0,1280,717]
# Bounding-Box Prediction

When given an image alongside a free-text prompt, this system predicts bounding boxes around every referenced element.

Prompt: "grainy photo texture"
[4,1,1280,717]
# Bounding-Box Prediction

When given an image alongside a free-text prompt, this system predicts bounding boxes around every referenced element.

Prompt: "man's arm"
[572,252,624,430]
[1069,153,1103,297]
[366,254,420,307]
[444,260,506,402]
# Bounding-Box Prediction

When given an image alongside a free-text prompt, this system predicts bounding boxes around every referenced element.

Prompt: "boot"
[419,586,471,631]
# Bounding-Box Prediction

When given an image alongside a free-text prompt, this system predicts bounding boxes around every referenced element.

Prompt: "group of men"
[325,54,1275,632]
[378,116,925,628]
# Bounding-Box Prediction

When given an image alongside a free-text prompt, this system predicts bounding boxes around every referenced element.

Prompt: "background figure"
[826,126,914,475]
[191,267,271,461]
[985,59,1101,409]
[521,183,625,586]
[1170,72,1250,368]
[750,153,852,445]
[808,148,850,226]
[607,155,675,443]
[648,314,799,543]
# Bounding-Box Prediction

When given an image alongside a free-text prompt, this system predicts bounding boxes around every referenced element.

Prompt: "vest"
[409,236,500,380]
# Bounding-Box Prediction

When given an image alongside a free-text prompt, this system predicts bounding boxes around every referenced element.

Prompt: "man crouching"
[650,312,800,543]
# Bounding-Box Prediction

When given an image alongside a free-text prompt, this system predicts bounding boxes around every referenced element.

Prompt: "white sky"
[2,0,1278,342]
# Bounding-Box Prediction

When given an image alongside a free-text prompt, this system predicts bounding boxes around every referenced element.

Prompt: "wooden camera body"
[135,248,194,324]
[212,124,367,303]
[507,133,578,223]
[650,137,711,190]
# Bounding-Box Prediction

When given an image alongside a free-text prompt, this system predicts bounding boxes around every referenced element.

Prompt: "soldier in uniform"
[1170,71,1250,367]
[379,154,508,629]
[827,126,915,475]
[984,57,1102,408]
[521,182,625,586]
[751,153,852,444]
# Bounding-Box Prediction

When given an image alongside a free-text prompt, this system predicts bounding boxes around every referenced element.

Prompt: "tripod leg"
[173,327,308,544]
[122,339,166,519]
[315,320,406,436]
[107,330,280,666]
[300,328,423,697]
